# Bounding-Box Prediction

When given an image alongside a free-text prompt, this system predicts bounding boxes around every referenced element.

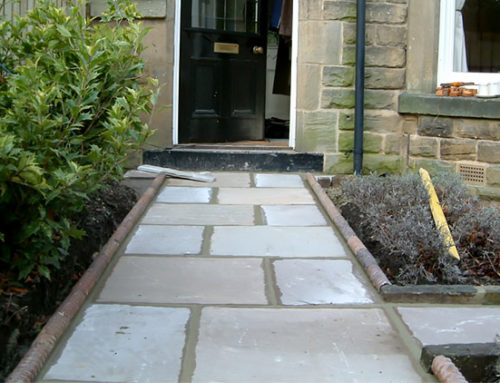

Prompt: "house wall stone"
[141,17,175,150]
[297,0,408,175]
[398,115,500,197]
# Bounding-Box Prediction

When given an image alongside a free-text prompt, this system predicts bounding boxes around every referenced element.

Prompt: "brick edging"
[305,173,391,291]
[6,174,166,383]
[431,356,469,383]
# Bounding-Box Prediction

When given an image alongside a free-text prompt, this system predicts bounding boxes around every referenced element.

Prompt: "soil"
[0,181,137,380]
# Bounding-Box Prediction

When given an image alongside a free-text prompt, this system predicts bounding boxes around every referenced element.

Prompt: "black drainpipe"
[353,0,366,175]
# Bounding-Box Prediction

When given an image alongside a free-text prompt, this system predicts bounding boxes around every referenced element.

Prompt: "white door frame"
[172,0,298,148]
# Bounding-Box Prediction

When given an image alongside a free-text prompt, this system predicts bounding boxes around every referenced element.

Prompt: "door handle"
[253,46,264,55]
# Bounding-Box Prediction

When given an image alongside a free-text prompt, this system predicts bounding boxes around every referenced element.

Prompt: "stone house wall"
[295,0,499,198]
[400,114,500,199]
[295,0,409,175]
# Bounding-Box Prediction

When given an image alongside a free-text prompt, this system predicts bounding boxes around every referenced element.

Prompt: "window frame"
[437,0,500,85]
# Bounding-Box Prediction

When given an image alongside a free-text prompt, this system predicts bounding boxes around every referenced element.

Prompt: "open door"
[179,0,267,143]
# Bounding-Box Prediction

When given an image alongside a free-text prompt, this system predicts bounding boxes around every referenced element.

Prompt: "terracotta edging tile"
[6,175,166,383]
[432,355,468,383]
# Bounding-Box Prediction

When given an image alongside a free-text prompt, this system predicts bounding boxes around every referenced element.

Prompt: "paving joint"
[178,307,202,383]
[200,226,213,256]
[262,258,280,306]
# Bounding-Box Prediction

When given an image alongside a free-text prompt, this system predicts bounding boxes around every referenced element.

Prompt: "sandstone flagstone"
[397,307,500,346]
[274,259,374,305]
[125,225,204,255]
[210,226,345,257]
[262,205,327,226]
[141,204,254,225]
[218,187,315,205]
[98,256,267,304]
[43,304,189,383]
[156,186,212,203]
[254,173,304,188]
[165,172,251,187]
[193,307,424,382]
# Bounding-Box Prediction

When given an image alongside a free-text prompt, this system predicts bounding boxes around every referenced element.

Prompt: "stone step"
[143,148,324,172]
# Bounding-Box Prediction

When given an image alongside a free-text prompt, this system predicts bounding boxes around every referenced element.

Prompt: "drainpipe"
[353,0,366,175]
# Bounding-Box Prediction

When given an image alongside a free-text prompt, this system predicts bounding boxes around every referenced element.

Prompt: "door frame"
[172,0,298,148]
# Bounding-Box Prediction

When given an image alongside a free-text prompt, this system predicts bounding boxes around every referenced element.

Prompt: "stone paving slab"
[98,256,267,304]
[125,225,204,255]
[210,226,346,257]
[218,187,315,205]
[397,307,500,346]
[254,173,304,188]
[42,304,189,383]
[262,205,327,226]
[274,259,374,305]
[165,172,251,187]
[141,204,255,226]
[156,186,212,203]
[193,307,425,383]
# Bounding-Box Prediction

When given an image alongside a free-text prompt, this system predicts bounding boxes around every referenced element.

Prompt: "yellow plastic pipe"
[419,168,460,260]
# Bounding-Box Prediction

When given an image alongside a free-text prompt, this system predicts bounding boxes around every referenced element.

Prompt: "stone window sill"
[398,93,500,119]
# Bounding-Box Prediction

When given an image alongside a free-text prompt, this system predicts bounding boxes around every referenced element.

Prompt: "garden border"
[305,174,500,305]
[6,174,166,383]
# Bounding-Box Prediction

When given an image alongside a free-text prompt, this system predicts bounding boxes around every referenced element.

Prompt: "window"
[191,0,260,33]
[437,0,500,85]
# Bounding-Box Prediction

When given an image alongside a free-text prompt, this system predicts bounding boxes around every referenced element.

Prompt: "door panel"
[230,60,257,115]
[193,59,219,115]
[179,0,266,143]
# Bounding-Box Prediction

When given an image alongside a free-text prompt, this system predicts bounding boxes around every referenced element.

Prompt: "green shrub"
[0,0,156,280]
[333,172,499,285]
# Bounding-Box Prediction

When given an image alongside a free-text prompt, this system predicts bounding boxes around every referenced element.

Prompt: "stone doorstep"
[143,149,324,172]
[308,174,500,305]
[420,343,500,383]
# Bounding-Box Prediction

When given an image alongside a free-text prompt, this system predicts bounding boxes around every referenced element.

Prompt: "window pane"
[462,0,500,73]
[191,0,260,33]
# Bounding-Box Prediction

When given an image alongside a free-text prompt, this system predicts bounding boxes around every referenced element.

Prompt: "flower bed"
[0,182,137,380]
[307,173,499,304]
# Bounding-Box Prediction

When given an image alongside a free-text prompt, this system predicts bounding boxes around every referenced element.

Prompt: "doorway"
[177,0,292,145]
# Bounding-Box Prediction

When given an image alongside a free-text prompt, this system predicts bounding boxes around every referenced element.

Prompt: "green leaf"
[68,226,86,239]
[38,264,51,279]
[56,25,72,38]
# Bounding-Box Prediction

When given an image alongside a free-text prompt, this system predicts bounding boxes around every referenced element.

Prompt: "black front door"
[179,0,267,143]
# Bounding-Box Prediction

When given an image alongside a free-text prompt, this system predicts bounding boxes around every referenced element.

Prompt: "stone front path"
[36,172,499,382]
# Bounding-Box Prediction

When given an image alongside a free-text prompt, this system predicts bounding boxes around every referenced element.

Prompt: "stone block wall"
[401,115,500,198]
[295,0,499,197]
[296,0,409,175]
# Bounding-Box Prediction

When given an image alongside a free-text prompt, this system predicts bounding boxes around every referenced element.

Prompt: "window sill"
[398,93,500,119]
